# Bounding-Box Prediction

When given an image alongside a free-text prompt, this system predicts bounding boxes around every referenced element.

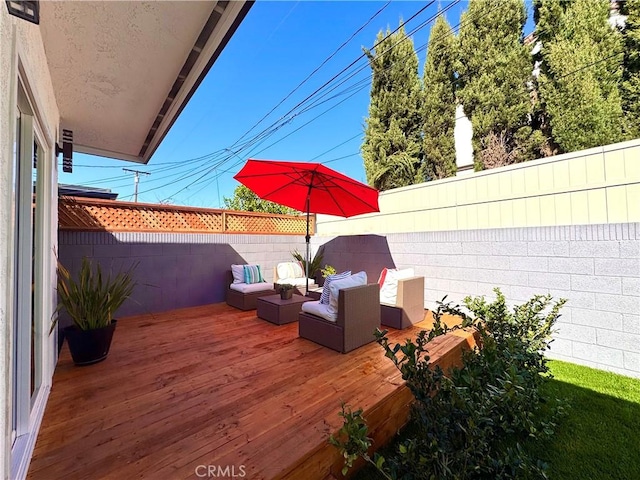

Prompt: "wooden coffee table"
[256,294,310,325]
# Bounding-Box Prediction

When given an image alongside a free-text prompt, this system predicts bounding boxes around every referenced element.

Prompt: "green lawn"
[529,360,640,480]
[352,360,640,479]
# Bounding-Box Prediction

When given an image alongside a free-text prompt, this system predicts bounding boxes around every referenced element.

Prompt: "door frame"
[9,48,58,480]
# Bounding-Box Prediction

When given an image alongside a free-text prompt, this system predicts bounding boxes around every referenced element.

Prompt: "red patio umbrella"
[233,159,380,294]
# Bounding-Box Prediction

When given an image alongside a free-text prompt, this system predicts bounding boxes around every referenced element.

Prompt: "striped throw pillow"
[320,271,351,305]
[243,264,264,284]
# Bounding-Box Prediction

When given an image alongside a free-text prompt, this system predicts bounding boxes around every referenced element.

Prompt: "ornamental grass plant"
[52,257,137,332]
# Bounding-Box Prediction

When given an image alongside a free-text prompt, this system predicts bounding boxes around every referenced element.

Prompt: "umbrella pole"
[305,204,310,296]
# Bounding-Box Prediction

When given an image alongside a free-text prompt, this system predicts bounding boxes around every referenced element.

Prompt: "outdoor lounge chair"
[225,270,275,311]
[380,275,425,329]
[298,282,380,353]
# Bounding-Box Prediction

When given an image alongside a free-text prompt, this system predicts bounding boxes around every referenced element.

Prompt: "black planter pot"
[280,289,294,300]
[64,320,117,366]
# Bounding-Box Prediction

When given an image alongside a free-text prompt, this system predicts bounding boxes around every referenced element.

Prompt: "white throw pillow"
[291,261,305,278]
[231,264,245,284]
[277,262,292,280]
[380,268,415,305]
[328,271,368,315]
[320,271,351,304]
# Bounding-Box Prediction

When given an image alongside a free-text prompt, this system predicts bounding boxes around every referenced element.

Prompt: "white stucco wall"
[0,8,59,480]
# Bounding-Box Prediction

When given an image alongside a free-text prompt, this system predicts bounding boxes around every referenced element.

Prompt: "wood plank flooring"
[27,303,473,480]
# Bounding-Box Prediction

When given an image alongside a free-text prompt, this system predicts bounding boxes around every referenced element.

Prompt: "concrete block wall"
[58,231,310,318]
[313,223,640,379]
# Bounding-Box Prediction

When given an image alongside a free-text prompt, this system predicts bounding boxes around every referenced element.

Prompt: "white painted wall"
[0,9,59,480]
[317,139,640,235]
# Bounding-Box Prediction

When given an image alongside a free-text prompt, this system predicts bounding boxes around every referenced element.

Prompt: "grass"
[352,360,640,479]
[528,360,640,480]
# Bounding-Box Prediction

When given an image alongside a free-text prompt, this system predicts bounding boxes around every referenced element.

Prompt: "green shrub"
[331,289,566,479]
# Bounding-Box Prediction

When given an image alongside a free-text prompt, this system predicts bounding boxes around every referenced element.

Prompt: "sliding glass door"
[11,80,47,451]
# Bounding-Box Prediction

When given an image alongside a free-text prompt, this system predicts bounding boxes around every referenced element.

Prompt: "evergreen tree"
[422,15,457,180]
[362,24,423,191]
[535,0,624,152]
[223,185,295,214]
[456,0,542,170]
[622,0,640,138]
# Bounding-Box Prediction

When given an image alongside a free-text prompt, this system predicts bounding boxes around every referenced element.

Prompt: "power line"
[228,1,392,150]
[72,1,443,199]
[146,1,512,203]
[85,1,617,207]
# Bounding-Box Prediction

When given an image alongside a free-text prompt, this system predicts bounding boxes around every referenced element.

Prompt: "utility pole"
[122,168,150,203]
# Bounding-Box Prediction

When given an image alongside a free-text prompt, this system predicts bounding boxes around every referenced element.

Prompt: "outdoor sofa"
[225,269,275,311]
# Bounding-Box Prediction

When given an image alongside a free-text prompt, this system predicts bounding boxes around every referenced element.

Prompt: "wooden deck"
[28,303,475,480]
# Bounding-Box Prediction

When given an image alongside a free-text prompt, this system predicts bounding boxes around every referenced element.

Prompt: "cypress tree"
[456,0,541,170]
[535,0,624,152]
[362,24,423,191]
[622,0,640,138]
[422,15,457,180]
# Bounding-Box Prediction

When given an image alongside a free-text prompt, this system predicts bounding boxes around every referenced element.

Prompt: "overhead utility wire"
[188,1,439,174]
[154,1,505,202]
[71,2,436,192]
[156,88,365,202]
[294,0,461,117]
[69,148,232,169]
[310,133,363,161]
[65,0,498,192]
[71,149,228,187]
[117,1,561,203]
[206,1,458,168]
[184,1,446,176]
[228,0,392,149]
[187,4,619,200]
[146,5,439,202]
[181,132,363,203]
[126,0,522,201]
[99,3,401,193]
[225,1,436,154]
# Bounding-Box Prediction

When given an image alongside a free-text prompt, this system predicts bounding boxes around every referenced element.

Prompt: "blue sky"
[61,0,535,207]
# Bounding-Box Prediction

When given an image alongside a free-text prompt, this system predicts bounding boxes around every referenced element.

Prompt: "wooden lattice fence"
[58,197,313,235]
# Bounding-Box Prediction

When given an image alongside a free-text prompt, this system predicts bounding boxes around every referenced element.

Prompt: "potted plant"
[278,283,296,300]
[292,249,324,279]
[52,257,137,366]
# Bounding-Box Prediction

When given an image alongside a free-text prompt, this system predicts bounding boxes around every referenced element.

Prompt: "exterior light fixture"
[5,1,39,24]
[56,129,73,173]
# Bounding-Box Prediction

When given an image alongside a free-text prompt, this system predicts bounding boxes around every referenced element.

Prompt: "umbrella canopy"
[233,159,380,294]
[233,159,379,218]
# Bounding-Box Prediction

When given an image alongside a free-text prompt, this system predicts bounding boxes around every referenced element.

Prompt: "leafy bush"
[331,289,566,479]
